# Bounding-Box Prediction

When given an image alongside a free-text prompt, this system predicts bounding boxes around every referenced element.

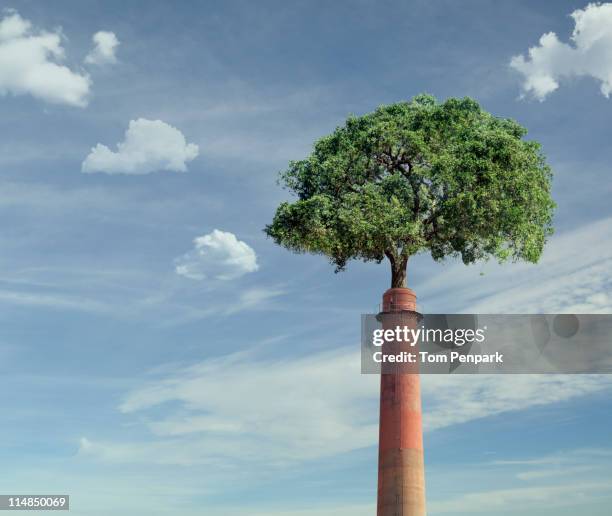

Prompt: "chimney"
[377,287,426,515]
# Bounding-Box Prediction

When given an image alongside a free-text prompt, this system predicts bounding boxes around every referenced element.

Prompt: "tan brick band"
[377,448,426,516]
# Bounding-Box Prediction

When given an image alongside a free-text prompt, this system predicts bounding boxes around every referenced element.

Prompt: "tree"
[265,94,555,288]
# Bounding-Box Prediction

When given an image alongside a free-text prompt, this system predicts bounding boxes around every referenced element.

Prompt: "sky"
[0,0,611,514]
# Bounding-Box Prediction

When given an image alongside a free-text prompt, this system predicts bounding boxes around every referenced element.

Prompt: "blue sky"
[0,0,611,514]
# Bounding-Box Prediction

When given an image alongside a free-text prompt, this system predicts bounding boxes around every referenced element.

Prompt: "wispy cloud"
[430,448,612,513]
[422,375,612,432]
[210,505,375,516]
[79,344,612,468]
[111,347,378,464]
[0,287,113,314]
[417,216,612,314]
[430,481,611,513]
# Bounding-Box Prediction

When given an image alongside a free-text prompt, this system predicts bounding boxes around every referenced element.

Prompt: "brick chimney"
[377,287,426,515]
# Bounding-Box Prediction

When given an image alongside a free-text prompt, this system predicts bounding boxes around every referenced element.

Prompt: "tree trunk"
[389,255,408,288]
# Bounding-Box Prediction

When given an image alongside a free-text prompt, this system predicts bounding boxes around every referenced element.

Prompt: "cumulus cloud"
[510,2,612,100]
[81,118,199,174]
[85,30,119,65]
[175,229,258,281]
[0,10,90,106]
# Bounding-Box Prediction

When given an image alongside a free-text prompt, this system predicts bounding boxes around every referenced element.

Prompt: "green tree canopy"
[265,94,555,288]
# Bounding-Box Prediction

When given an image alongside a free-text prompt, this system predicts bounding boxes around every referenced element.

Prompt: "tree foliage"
[265,94,555,287]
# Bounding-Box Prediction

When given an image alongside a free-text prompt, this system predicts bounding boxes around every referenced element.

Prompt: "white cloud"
[429,481,611,514]
[82,118,199,174]
[428,448,612,514]
[78,344,612,467]
[85,30,119,65]
[76,217,612,468]
[416,216,612,314]
[223,287,282,314]
[89,347,379,464]
[174,229,258,281]
[232,505,375,516]
[510,3,612,100]
[421,374,612,432]
[0,10,90,106]
[0,287,113,314]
